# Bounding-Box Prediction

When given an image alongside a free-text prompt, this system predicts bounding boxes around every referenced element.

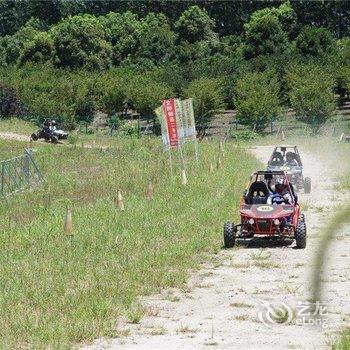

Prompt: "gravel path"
[79,144,349,350]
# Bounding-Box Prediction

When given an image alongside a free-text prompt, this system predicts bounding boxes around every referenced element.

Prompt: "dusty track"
[81,144,350,350]
[0,131,30,142]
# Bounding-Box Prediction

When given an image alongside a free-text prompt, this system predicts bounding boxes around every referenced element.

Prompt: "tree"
[234,70,281,131]
[244,11,289,59]
[184,77,225,128]
[125,74,173,116]
[332,38,350,98]
[50,14,112,69]
[247,1,297,37]
[99,11,140,65]
[286,64,336,131]
[174,5,217,44]
[0,19,41,65]
[295,26,335,57]
[19,32,53,65]
[133,13,175,65]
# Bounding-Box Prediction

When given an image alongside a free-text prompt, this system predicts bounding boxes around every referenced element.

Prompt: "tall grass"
[0,137,260,348]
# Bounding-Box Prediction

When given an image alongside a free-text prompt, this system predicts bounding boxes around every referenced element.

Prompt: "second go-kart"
[267,146,311,193]
[224,170,306,249]
[31,119,69,144]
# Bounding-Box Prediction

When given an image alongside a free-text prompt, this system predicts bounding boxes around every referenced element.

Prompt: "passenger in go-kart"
[267,178,292,205]
[285,152,299,167]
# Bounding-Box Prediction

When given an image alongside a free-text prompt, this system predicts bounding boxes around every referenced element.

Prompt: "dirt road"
[82,145,349,349]
[0,131,30,142]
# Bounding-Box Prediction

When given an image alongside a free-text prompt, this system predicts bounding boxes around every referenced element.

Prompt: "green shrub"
[184,77,225,127]
[19,32,53,65]
[230,129,258,141]
[234,70,281,132]
[295,26,335,57]
[286,64,336,132]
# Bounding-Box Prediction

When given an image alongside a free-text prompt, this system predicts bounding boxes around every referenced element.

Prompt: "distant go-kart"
[224,170,306,249]
[267,146,311,193]
[31,119,69,144]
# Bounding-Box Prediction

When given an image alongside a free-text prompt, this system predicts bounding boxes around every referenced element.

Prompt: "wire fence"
[0,149,43,198]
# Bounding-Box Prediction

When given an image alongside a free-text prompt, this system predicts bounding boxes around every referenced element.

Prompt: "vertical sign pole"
[168,146,174,179]
[194,139,199,163]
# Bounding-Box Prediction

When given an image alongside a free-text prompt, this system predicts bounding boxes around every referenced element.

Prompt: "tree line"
[0,1,349,133]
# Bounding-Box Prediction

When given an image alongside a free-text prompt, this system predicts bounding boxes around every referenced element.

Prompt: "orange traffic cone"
[146,182,153,200]
[116,189,125,211]
[217,156,222,169]
[64,208,73,235]
[281,130,286,141]
[181,169,188,186]
[219,140,224,157]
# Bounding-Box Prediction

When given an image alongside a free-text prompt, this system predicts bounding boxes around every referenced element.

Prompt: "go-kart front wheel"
[295,220,307,249]
[51,135,59,144]
[224,222,235,248]
[31,133,38,141]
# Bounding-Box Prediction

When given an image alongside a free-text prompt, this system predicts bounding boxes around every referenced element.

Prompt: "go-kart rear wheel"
[295,221,306,249]
[224,222,235,248]
[304,177,311,194]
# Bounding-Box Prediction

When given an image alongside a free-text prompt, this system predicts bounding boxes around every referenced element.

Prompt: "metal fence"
[0,149,43,198]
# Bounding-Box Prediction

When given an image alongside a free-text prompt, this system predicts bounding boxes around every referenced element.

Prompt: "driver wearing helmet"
[267,178,292,205]
[50,120,57,131]
[285,152,298,167]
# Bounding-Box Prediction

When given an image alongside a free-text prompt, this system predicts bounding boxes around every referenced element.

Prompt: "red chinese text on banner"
[163,98,179,148]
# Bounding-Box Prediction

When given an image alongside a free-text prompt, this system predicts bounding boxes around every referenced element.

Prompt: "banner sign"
[163,99,179,148]
[180,98,196,140]
[155,98,196,150]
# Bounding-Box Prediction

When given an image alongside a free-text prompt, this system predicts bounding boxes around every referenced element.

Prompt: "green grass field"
[0,136,260,348]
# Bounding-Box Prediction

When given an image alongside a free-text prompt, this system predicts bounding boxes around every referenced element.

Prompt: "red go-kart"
[224,171,306,249]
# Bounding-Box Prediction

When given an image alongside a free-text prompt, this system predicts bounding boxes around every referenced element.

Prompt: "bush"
[184,77,225,127]
[120,120,139,137]
[19,32,53,65]
[234,70,281,132]
[286,64,336,132]
[0,84,27,118]
[230,129,258,141]
[125,74,173,116]
[295,26,335,57]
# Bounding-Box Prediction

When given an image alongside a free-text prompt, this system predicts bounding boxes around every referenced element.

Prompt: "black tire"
[299,213,305,223]
[224,222,235,248]
[295,221,307,249]
[304,177,311,194]
[31,133,38,141]
[51,136,59,144]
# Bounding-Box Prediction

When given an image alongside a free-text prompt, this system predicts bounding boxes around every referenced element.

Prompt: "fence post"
[1,162,4,197]
[24,151,30,185]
